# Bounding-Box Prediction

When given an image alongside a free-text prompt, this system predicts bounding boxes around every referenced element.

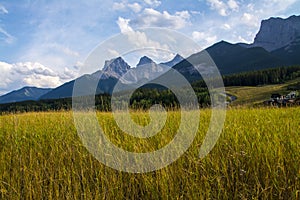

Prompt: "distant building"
[271,93,281,100]
[267,91,299,106]
[286,91,297,99]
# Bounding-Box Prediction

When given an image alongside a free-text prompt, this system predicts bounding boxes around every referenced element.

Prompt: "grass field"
[0,108,299,199]
[226,78,300,106]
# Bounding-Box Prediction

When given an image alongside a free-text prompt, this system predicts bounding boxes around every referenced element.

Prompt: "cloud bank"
[0,61,78,95]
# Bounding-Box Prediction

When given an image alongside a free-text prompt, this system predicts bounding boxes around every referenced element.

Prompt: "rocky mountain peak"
[136,56,155,67]
[103,57,130,73]
[252,15,300,51]
[100,57,131,79]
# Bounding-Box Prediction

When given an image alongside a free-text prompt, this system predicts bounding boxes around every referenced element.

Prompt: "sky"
[0,0,299,95]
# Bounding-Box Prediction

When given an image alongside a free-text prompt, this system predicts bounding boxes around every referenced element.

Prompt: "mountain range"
[40,54,184,100]
[1,15,300,104]
[0,87,51,104]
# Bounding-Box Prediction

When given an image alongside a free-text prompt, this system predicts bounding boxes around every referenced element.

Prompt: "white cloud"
[0,4,8,14]
[113,2,142,13]
[223,23,231,30]
[237,35,248,43]
[206,0,239,16]
[206,0,228,16]
[246,3,255,12]
[13,62,57,77]
[228,0,239,11]
[197,0,298,47]
[23,75,61,88]
[132,8,190,29]
[117,17,134,33]
[59,67,78,80]
[117,17,169,50]
[126,30,169,50]
[128,3,142,13]
[113,2,126,11]
[191,11,203,15]
[0,61,12,88]
[192,31,218,47]
[115,17,175,65]
[0,61,78,95]
[75,61,84,69]
[261,0,297,13]
[108,49,120,57]
[144,0,161,7]
[240,13,259,27]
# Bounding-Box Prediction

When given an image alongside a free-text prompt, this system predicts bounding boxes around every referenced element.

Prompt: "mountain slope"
[0,87,51,104]
[160,54,184,67]
[207,41,286,74]
[271,37,300,65]
[173,41,285,79]
[40,75,120,100]
[242,15,300,51]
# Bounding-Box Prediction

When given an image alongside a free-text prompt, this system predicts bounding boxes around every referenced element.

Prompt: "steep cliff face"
[251,15,300,51]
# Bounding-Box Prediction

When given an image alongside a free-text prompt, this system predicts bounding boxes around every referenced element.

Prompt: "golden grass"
[0,108,299,199]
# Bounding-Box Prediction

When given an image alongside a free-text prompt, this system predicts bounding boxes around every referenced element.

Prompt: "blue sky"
[0,0,299,94]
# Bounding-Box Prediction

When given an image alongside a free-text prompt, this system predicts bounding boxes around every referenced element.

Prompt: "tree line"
[223,66,300,86]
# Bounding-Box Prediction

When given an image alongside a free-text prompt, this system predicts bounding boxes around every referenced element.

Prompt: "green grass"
[226,78,300,106]
[0,108,299,199]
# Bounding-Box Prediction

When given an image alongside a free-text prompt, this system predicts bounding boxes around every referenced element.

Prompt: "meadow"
[226,77,300,106]
[0,108,299,199]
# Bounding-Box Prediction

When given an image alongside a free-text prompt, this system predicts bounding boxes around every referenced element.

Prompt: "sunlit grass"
[0,108,299,199]
[226,78,300,105]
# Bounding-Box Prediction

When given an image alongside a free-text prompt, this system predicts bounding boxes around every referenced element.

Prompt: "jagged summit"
[102,57,130,73]
[136,56,155,67]
[98,57,131,79]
